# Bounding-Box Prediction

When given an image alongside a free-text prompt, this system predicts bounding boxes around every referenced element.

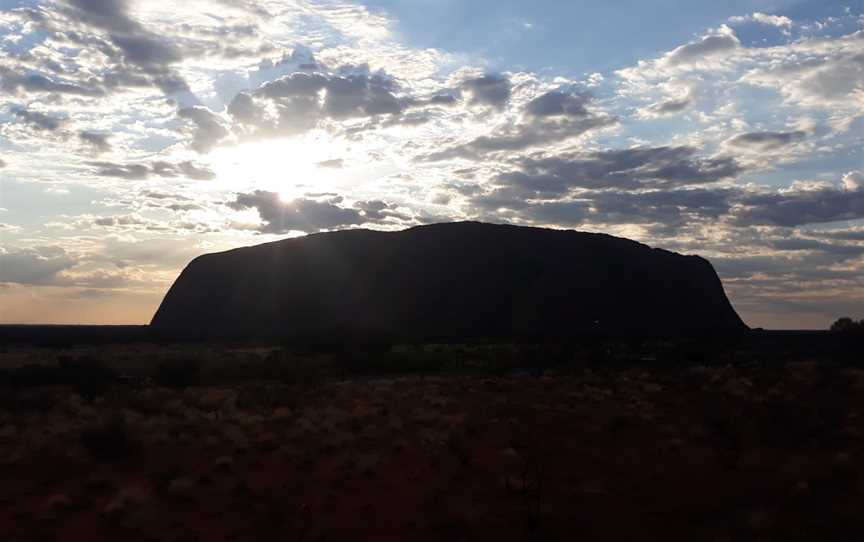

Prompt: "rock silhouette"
[151,222,747,340]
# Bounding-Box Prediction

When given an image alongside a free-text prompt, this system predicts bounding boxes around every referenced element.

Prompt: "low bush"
[153,357,200,388]
[81,413,134,461]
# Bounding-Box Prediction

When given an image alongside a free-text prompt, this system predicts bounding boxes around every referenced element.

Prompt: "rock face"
[151,222,747,340]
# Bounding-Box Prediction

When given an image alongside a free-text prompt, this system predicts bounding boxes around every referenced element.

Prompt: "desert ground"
[1,343,862,541]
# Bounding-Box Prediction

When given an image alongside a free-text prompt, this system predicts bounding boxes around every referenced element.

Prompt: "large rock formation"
[151,222,747,340]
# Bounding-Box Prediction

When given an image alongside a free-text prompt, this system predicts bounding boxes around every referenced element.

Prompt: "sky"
[0,0,862,329]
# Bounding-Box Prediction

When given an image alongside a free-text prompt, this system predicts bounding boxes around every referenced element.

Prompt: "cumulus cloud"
[79,131,111,153]
[524,90,590,117]
[226,68,407,142]
[461,74,512,109]
[423,89,616,160]
[10,107,65,131]
[178,106,230,153]
[740,32,864,111]
[842,170,863,191]
[663,26,740,66]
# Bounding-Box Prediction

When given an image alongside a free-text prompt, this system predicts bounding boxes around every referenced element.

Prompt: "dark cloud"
[93,215,147,227]
[462,74,511,109]
[472,186,735,228]
[589,188,733,224]
[0,247,76,285]
[178,106,229,153]
[0,68,105,97]
[324,72,402,118]
[109,33,183,69]
[0,158,6,168]
[79,131,111,153]
[227,69,406,140]
[90,160,215,180]
[355,199,395,220]
[177,161,216,181]
[768,237,864,257]
[813,228,864,242]
[486,146,741,197]
[422,88,618,160]
[227,191,366,233]
[524,91,591,117]
[10,107,65,131]
[91,161,149,180]
[62,0,139,34]
[60,0,187,91]
[227,92,260,124]
[734,184,864,226]
[726,130,806,150]
[165,203,201,212]
[646,97,692,115]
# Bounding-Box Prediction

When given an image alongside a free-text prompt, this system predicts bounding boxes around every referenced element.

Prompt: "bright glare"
[208,135,351,201]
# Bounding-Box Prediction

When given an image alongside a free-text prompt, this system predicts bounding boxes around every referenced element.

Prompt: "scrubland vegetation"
[0,341,862,540]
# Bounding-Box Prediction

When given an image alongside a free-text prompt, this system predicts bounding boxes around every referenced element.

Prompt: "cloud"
[842,170,863,191]
[355,199,398,220]
[61,0,185,76]
[461,74,511,109]
[767,237,864,257]
[733,181,864,226]
[90,161,149,180]
[0,247,76,285]
[0,158,6,168]
[316,159,344,169]
[729,12,793,30]
[79,131,112,153]
[225,68,406,143]
[10,107,65,131]
[643,96,692,116]
[176,161,217,181]
[815,226,864,242]
[524,90,590,117]
[0,68,105,97]
[93,215,147,227]
[177,106,230,153]
[488,145,742,197]
[740,32,864,111]
[227,191,366,233]
[725,130,806,151]
[90,160,215,180]
[663,26,740,66]
[324,71,402,118]
[423,89,616,160]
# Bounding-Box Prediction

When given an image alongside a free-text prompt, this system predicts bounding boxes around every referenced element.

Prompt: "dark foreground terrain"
[0,339,862,541]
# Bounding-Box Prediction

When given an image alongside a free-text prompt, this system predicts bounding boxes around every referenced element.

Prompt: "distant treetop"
[830,317,864,334]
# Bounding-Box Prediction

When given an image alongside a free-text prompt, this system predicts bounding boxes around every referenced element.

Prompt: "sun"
[208,134,349,200]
